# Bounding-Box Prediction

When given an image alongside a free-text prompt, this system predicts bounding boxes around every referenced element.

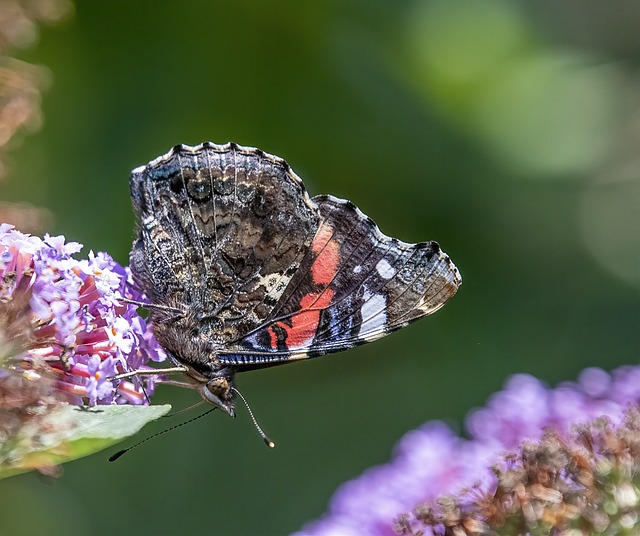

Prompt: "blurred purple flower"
[0,224,166,405]
[295,365,640,536]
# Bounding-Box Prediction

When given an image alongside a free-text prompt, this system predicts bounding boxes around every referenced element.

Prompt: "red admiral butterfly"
[127,142,461,439]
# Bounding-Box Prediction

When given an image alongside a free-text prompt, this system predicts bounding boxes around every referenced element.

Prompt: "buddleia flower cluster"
[0,223,166,441]
[296,366,640,536]
[397,410,640,536]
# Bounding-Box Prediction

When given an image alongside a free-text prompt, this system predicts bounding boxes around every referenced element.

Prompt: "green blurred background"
[1,1,638,534]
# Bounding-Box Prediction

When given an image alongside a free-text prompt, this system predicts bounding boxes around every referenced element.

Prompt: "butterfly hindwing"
[130,143,321,346]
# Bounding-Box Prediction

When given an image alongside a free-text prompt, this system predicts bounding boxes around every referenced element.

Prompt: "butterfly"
[126,142,461,444]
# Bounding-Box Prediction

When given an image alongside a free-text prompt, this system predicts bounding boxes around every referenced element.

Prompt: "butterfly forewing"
[218,194,461,365]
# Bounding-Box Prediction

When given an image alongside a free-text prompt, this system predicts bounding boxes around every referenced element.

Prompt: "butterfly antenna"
[231,387,275,449]
[108,408,216,462]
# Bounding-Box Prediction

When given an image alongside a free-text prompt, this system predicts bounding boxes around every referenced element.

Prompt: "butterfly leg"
[108,366,189,381]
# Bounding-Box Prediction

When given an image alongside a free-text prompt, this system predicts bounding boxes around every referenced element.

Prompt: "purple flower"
[85,355,118,405]
[398,412,640,536]
[295,365,640,536]
[0,224,166,405]
[466,367,638,446]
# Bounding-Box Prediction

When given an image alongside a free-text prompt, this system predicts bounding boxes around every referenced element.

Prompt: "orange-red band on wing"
[310,223,339,285]
[268,289,335,350]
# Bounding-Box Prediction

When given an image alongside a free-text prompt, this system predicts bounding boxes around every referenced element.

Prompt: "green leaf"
[0,404,171,479]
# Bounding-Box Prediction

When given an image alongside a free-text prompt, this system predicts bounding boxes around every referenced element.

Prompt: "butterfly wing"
[218,194,461,366]
[130,142,460,374]
[130,143,320,341]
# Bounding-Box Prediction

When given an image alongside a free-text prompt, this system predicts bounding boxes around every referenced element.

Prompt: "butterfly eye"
[206,377,230,397]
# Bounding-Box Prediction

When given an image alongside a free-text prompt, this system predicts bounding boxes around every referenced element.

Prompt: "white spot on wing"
[358,290,387,339]
[376,258,395,280]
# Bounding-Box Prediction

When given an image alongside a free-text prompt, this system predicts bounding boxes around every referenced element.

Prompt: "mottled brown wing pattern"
[129,143,320,358]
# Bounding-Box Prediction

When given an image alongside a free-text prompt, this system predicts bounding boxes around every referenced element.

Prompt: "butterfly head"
[191,365,275,448]
[200,375,236,417]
